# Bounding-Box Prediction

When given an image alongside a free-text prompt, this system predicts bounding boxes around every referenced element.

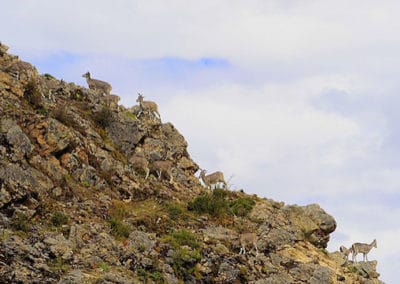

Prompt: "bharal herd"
[84,71,377,261]
[83,71,228,190]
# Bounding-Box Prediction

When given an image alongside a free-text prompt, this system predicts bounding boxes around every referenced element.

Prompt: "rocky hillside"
[0,42,382,283]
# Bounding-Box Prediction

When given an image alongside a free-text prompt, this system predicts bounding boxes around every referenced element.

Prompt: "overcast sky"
[2,1,400,282]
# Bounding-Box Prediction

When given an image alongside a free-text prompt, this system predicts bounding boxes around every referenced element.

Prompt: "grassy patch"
[229,197,256,217]
[108,200,132,239]
[93,106,112,128]
[171,247,201,280]
[108,218,131,239]
[50,211,68,227]
[166,202,185,219]
[48,257,69,274]
[188,190,256,218]
[12,212,30,232]
[138,269,165,283]
[166,229,199,249]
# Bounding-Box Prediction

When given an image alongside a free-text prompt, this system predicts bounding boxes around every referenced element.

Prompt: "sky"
[2,0,400,282]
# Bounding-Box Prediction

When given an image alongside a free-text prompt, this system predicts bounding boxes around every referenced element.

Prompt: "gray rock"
[309,266,335,284]
[1,118,33,159]
[127,230,156,253]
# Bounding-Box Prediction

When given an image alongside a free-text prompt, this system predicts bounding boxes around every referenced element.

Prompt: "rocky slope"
[0,42,382,283]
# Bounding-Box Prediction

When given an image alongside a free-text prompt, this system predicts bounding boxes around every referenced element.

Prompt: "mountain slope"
[0,42,382,283]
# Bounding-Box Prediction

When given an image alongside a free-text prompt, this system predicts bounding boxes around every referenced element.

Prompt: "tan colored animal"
[82,71,112,96]
[199,169,227,189]
[339,245,353,261]
[151,160,173,183]
[239,233,258,255]
[129,152,149,179]
[351,239,377,262]
[136,93,160,118]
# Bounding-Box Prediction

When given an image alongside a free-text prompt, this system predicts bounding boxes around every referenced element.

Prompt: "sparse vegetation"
[171,247,201,280]
[50,211,68,227]
[138,269,165,283]
[93,106,112,128]
[108,217,131,239]
[166,202,185,219]
[48,257,69,274]
[43,73,56,80]
[108,201,131,239]
[229,197,256,217]
[12,212,30,232]
[167,229,199,249]
[188,189,230,217]
[98,262,110,272]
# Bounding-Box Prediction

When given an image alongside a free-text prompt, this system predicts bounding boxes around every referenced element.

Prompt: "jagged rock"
[309,266,335,284]
[301,204,337,248]
[126,230,156,253]
[59,269,84,284]
[28,118,73,156]
[1,118,34,159]
[0,162,53,208]
[44,234,74,260]
[216,260,240,282]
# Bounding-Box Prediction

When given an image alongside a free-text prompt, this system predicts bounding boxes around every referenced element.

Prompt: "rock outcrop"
[0,43,383,283]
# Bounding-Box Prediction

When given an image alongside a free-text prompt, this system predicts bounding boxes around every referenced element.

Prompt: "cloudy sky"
[2,0,400,281]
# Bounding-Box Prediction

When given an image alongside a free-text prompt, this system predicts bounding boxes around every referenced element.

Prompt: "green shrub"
[12,212,30,232]
[188,189,229,217]
[93,106,112,128]
[36,107,49,116]
[108,218,131,239]
[48,257,69,274]
[169,230,199,249]
[229,197,256,217]
[187,194,211,213]
[51,211,68,227]
[166,203,185,219]
[138,269,165,283]
[24,80,42,108]
[44,73,56,80]
[172,247,201,280]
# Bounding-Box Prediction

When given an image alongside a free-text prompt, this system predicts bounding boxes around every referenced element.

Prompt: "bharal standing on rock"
[136,93,160,118]
[199,169,227,189]
[351,239,377,263]
[82,71,112,96]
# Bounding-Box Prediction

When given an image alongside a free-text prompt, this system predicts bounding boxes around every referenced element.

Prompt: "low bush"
[12,212,30,232]
[187,189,229,217]
[93,106,112,128]
[50,211,68,227]
[168,229,199,249]
[166,202,185,219]
[229,197,256,217]
[108,218,131,239]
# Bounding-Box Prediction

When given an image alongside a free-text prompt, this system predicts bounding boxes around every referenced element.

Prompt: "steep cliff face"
[0,43,382,283]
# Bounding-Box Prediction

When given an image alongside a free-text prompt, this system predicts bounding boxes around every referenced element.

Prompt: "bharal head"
[136,93,144,103]
[82,71,90,79]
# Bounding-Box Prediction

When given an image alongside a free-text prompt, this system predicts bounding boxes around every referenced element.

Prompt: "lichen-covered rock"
[301,204,337,248]
[1,118,34,159]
